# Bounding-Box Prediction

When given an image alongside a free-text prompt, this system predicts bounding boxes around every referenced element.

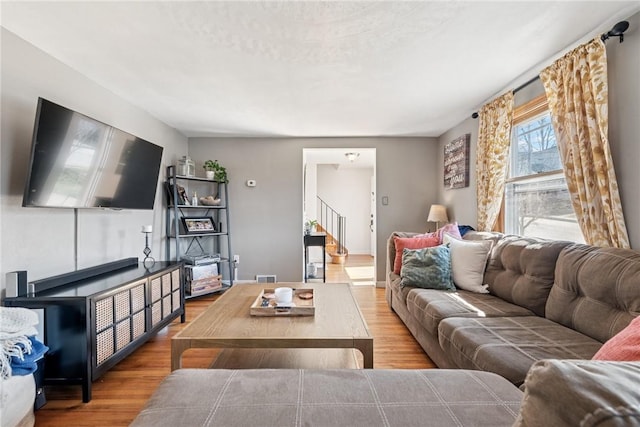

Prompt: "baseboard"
[375,281,386,288]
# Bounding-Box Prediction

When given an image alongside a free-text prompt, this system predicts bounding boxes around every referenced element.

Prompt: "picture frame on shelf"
[181,217,216,234]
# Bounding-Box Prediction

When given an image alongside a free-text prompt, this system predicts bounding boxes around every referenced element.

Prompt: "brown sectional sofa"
[132,232,640,426]
[133,361,640,426]
[386,231,640,385]
[132,368,524,426]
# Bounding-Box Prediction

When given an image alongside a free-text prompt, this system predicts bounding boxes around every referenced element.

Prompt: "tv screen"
[22,98,164,210]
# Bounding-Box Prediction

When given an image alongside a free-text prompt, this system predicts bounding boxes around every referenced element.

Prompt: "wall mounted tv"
[23,98,164,210]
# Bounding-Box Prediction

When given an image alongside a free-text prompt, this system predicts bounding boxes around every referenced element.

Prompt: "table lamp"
[427,204,448,230]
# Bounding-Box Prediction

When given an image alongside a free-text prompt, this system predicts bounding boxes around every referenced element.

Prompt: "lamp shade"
[427,204,448,223]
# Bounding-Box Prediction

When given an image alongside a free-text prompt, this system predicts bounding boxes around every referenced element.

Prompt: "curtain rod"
[471,20,629,120]
[471,76,539,119]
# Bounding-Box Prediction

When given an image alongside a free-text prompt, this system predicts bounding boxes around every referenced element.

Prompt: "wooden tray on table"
[250,288,315,317]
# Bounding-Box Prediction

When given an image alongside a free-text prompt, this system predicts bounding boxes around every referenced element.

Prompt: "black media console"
[3,258,184,402]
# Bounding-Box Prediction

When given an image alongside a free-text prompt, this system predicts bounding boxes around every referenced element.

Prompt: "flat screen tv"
[23,98,164,210]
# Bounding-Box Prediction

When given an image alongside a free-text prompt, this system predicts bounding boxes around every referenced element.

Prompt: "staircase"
[317,197,348,263]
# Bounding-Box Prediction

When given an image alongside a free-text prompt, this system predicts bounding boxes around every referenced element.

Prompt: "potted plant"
[304,219,318,235]
[203,160,228,182]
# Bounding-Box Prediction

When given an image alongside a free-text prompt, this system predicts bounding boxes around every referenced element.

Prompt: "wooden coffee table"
[171,282,373,370]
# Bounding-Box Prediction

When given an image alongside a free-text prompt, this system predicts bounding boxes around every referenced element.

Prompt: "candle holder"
[142,228,155,268]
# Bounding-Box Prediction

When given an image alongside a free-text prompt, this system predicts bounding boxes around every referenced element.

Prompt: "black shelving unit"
[165,165,234,298]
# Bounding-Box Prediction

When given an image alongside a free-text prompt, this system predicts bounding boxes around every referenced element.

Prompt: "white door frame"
[302,148,376,283]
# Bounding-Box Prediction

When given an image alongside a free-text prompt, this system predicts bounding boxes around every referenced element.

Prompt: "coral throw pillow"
[393,236,440,274]
[592,316,640,361]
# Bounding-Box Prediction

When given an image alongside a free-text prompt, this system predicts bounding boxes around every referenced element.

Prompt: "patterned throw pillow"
[400,245,455,290]
[392,236,440,274]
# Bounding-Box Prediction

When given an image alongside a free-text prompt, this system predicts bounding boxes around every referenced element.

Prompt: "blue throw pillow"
[400,245,455,290]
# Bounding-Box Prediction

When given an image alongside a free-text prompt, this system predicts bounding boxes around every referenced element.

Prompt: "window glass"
[505,111,584,243]
[511,114,560,177]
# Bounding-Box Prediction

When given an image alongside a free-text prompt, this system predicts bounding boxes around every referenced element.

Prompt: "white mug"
[274,287,293,305]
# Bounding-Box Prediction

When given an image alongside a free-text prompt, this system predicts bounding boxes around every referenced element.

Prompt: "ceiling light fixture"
[345,152,360,162]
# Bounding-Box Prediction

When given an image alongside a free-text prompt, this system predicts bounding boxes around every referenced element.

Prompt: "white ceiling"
[2,1,638,138]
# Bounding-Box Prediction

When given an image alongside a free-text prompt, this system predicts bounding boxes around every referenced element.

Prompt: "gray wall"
[608,10,640,249]
[188,137,438,282]
[438,10,640,249]
[0,29,188,298]
[438,119,479,227]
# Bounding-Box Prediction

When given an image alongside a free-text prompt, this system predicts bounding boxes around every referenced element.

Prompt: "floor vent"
[256,275,277,283]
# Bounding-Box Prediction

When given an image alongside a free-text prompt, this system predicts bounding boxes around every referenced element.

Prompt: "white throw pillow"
[442,233,493,293]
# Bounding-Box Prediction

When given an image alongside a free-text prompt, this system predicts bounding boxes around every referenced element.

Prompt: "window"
[504,95,584,243]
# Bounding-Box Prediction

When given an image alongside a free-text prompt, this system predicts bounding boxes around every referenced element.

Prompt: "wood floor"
[34,255,434,426]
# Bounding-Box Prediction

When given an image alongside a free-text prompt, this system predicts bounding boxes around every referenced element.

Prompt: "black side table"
[304,233,326,282]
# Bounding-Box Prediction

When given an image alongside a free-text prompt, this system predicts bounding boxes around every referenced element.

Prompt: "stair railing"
[317,196,347,254]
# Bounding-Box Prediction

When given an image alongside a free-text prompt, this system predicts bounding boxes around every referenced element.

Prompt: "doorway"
[302,148,376,285]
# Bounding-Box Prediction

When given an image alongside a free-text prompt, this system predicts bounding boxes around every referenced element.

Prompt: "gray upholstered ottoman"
[132,369,522,426]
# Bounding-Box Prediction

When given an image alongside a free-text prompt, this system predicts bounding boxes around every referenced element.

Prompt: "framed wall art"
[444,133,470,189]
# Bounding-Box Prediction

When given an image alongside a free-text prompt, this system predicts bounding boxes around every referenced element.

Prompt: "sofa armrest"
[385,231,420,306]
[514,359,640,427]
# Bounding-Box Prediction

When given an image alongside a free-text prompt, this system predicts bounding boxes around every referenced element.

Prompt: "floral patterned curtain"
[540,38,630,248]
[476,92,514,231]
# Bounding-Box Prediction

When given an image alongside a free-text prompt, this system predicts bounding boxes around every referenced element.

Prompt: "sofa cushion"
[406,289,534,337]
[462,230,504,244]
[400,246,455,290]
[514,360,640,427]
[546,244,640,344]
[438,316,602,385]
[443,234,493,293]
[388,271,413,304]
[132,369,523,427]
[484,235,572,317]
[392,235,439,274]
[386,232,420,306]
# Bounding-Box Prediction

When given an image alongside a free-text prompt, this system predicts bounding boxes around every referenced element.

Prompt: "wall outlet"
[233,254,240,264]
